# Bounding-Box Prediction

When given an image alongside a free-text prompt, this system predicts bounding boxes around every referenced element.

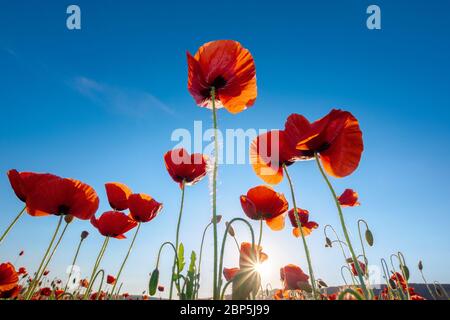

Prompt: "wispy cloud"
[71,76,176,118]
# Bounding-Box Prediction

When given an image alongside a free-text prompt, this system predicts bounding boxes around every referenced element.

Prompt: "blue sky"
[0,0,449,297]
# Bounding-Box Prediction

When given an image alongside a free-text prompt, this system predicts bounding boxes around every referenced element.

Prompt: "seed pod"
[212,215,222,224]
[418,260,423,271]
[65,215,74,224]
[365,229,374,247]
[226,222,235,237]
[325,237,332,247]
[81,231,89,239]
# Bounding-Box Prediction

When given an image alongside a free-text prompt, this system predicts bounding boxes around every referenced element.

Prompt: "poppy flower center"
[202,76,228,98]
[211,76,227,90]
[57,205,70,216]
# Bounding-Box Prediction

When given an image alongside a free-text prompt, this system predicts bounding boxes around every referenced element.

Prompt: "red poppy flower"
[223,267,240,282]
[128,193,163,223]
[239,242,268,270]
[157,285,165,292]
[26,177,99,220]
[80,279,89,288]
[0,284,21,299]
[7,169,59,203]
[54,290,64,299]
[350,260,366,276]
[280,264,309,291]
[390,272,407,291]
[250,130,305,185]
[18,267,27,275]
[338,189,360,207]
[284,109,364,178]
[164,148,208,187]
[91,211,138,239]
[240,185,288,231]
[107,275,116,285]
[122,293,130,298]
[105,182,132,211]
[0,263,19,294]
[187,40,257,114]
[39,287,52,297]
[288,208,319,237]
[90,291,106,300]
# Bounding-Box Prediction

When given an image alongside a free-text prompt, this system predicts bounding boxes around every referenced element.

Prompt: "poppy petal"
[266,214,285,231]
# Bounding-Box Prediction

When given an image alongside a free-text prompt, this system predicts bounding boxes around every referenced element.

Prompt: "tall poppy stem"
[83,236,110,299]
[282,164,317,299]
[257,220,263,248]
[196,221,212,299]
[25,215,64,300]
[34,221,70,290]
[314,154,370,298]
[0,206,26,245]
[110,222,141,297]
[211,87,220,300]
[64,236,85,292]
[169,180,186,299]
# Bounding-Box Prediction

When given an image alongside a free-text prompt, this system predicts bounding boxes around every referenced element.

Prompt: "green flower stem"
[110,222,141,297]
[64,237,85,292]
[257,220,263,248]
[211,87,220,300]
[0,206,26,245]
[314,154,369,299]
[217,217,255,297]
[220,280,233,300]
[83,236,109,299]
[34,221,70,291]
[90,269,105,300]
[25,215,64,300]
[282,164,317,299]
[324,225,357,285]
[196,221,212,299]
[419,269,437,300]
[169,180,186,299]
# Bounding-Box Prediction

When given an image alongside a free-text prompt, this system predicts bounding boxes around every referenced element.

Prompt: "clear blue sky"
[1,0,449,297]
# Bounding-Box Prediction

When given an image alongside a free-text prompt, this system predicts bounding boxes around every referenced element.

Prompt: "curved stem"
[196,221,212,299]
[211,86,219,299]
[257,220,263,248]
[64,238,85,292]
[283,164,317,299]
[220,280,233,300]
[217,217,255,298]
[390,253,410,300]
[169,180,186,299]
[25,215,64,300]
[0,206,26,245]
[340,266,351,286]
[419,269,437,300]
[314,154,369,299]
[88,269,105,300]
[110,222,141,297]
[83,236,109,299]
[357,219,369,272]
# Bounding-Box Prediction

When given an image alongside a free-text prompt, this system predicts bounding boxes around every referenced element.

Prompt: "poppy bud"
[389,278,397,290]
[81,231,89,239]
[226,222,235,237]
[317,279,328,288]
[365,229,374,247]
[65,214,74,224]
[435,285,444,297]
[418,260,423,271]
[401,265,410,280]
[212,215,222,224]
[149,268,160,296]
[19,250,24,256]
[325,237,332,247]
